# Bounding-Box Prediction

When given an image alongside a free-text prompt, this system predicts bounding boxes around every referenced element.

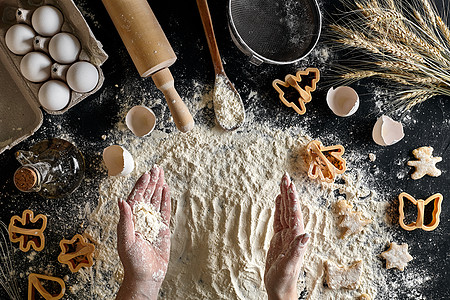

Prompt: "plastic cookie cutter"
[58,234,95,273]
[8,209,47,252]
[28,273,65,300]
[272,67,320,115]
[306,140,346,183]
[398,192,443,231]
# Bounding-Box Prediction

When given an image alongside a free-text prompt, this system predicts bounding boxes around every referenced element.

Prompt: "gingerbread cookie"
[306,140,346,183]
[325,260,362,289]
[58,234,95,273]
[380,242,413,271]
[336,200,372,238]
[8,210,47,252]
[28,273,65,300]
[407,146,442,180]
[272,68,320,115]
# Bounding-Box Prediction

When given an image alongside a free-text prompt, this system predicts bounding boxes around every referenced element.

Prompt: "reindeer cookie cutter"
[306,140,346,183]
[28,273,65,300]
[58,234,95,273]
[398,192,443,231]
[8,210,47,252]
[272,68,320,115]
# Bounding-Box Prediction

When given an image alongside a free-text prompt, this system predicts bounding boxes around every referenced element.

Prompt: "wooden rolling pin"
[102,0,194,133]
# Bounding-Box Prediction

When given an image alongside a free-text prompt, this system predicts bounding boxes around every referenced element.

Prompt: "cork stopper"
[14,167,38,192]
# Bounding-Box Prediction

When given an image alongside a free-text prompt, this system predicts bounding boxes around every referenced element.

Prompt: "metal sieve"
[228,0,322,65]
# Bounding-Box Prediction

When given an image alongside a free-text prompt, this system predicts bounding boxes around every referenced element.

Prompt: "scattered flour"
[77,108,393,299]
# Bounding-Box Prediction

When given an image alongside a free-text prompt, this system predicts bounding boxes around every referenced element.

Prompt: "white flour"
[76,107,394,299]
[213,74,245,129]
[133,201,163,245]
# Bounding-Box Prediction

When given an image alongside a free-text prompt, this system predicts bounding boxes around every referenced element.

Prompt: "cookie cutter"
[398,192,443,231]
[58,234,95,273]
[28,273,65,300]
[8,210,47,252]
[272,68,320,115]
[306,140,346,183]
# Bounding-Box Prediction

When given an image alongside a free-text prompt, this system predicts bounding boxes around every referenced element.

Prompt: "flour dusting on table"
[74,105,394,299]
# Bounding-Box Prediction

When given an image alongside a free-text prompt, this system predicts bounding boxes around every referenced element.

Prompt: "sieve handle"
[196,0,225,75]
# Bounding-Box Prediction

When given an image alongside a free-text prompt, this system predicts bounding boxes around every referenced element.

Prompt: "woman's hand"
[116,165,171,300]
[264,173,310,300]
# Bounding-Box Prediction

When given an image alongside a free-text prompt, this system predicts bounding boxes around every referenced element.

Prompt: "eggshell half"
[372,115,404,146]
[326,86,360,117]
[103,145,134,176]
[126,106,156,137]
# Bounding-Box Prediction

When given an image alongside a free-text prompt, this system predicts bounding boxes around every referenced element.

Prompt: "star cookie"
[380,242,413,271]
[407,146,442,180]
[336,200,372,239]
[8,210,47,252]
[28,273,65,300]
[325,260,362,289]
[58,234,95,273]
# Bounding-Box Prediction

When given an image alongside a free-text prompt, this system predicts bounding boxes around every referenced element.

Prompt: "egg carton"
[0,0,108,154]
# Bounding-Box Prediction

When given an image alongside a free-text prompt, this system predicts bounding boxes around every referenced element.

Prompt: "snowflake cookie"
[380,242,413,271]
[336,200,372,239]
[325,260,362,289]
[407,146,442,180]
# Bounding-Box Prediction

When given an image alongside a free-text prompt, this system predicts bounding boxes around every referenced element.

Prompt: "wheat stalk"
[330,0,450,111]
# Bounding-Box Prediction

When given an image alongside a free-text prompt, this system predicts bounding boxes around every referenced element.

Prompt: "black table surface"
[1,0,449,299]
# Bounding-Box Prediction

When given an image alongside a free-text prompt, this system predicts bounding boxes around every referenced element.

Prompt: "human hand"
[264,173,310,300]
[116,165,171,300]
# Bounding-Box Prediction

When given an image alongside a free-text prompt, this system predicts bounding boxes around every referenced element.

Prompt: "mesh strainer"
[228,0,322,65]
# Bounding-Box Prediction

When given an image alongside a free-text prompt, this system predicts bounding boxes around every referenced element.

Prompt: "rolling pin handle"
[152,68,195,133]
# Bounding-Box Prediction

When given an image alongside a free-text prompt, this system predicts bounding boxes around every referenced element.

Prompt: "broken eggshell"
[372,115,405,146]
[102,145,134,176]
[125,106,156,137]
[326,86,359,117]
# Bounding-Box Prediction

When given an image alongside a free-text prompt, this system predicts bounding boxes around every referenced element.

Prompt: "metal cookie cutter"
[398,192,443,231]
[306,140,346,183]
[58,234,95,273]
[8,210,47,252]
[272,68,320,115]
[28,273,65,300]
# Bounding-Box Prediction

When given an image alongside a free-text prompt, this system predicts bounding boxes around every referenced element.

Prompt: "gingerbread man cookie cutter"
[398,192,443,231]
[8,210,47,252]
[306,140,346,183]
[272,68,320,115]
[58,234,95,273]
[28,273,65,300]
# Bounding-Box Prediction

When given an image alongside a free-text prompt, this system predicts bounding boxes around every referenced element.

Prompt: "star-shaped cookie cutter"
[306,140,346,183]
[8,210,47,252]
[28,273,65,300]
[57,234,95,273]
[272,68,320,115]
[398,192,443,231]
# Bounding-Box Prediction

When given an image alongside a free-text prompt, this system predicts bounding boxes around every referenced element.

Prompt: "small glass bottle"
[13,138,85,199]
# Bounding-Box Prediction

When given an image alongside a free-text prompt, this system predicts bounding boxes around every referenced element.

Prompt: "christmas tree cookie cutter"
[8,210,47,252]
[28,273,65,300]
[272,68,320,115]
[306,140,346,183]
[398,192,443,231]
[58,234,95,273]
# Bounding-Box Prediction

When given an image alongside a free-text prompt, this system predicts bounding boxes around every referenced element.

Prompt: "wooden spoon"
[196,0,245,130]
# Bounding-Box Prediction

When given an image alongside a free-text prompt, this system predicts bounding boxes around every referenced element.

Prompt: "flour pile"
[73,112,394,299]
[133,201,163,245]
[213,74,245,129]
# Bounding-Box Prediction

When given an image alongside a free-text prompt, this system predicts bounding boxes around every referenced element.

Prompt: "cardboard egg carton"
[0,0,108,154]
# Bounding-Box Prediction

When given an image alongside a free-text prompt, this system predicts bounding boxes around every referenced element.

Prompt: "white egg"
[126,106,157,137]
[20,52,52,82]
[49,32,81,64]
[102,145,134,176]
[31,5,63,36]
[38,80,71,111]
[5,24,36,55]
[66,61,99,93]
[326,86,360,117]
[372,115,405,146]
